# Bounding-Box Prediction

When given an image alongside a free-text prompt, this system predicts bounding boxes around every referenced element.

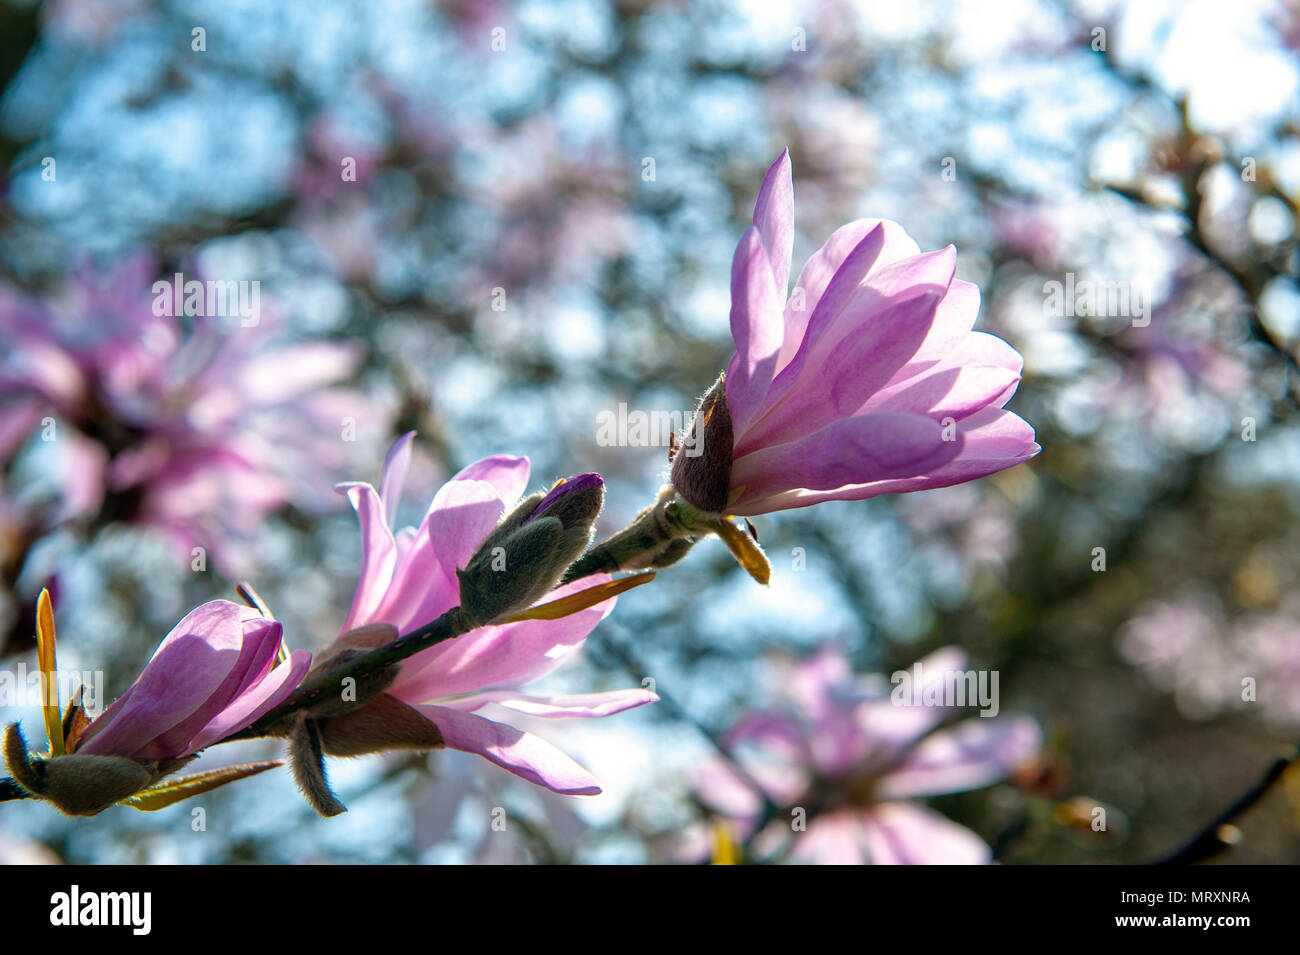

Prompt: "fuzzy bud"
[457,473,605,626]
[671,372,734,514]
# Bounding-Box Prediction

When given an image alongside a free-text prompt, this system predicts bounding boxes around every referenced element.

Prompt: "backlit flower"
[331,433,657,795]
[694,647,1041,864]
[674,150,1039,517]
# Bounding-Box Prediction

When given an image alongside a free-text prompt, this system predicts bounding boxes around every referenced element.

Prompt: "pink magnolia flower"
[75,600,311,761]
[335,433,657,795]
[694,647,1041,864]
[0,257,384,574]
[685,150,1039,516]
[5,594,310,815]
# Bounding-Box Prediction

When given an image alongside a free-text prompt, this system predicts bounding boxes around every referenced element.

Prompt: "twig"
[1153,745,1299,865]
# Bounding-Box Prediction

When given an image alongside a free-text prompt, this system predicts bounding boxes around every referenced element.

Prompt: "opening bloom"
[74,601,311,761]
[693,647,1041,864]
[675,150,1040,517]
[331,433,657,795]
[4,593,309,815]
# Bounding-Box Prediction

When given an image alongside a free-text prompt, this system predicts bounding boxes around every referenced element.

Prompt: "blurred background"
[1,0,1299,864]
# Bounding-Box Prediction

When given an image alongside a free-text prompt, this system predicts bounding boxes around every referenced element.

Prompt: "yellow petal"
[124,760,284,811]
[36,589,63,757]
[500,572,656,623]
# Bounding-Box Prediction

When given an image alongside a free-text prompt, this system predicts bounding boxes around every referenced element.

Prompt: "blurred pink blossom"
[693,647,1041,864]
[1120,592,1300,725]
[0,257,384,574]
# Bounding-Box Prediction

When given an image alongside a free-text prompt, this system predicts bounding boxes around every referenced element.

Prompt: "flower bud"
[39,754,155,817]
[671,372,734,514]
[457,473,605,626]
[6,720,155,816]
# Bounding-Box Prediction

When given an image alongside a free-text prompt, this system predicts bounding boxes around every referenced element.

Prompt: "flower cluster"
[692,648,1042,864]
[0,257,381,575]
[2,153,1043,863]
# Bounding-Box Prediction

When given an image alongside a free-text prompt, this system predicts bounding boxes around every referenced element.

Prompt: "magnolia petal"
[452,454,531,510]
[725,227,786,436]
[390,575,616,702]
[424,479,508,576]
[76,601,256,758]
[338,482,398,632]
[138,613,286,760]
[379,431,416,528]
[737,258,956,454]
[864,363,1022,422]
[726,710,810,764]
[876,279,983,386]
[767,220,910,398]
[445,687,659,718]
[752,148,795,300]
[730,411,965,511]
[693,756,768,821]
[186,649,313,752]
[729,407,1037,513]
[415,705,602,795]
[859,802,992,865]
[230,342,360,410]
[789,809,873,865]
[370,525,459,634]
[874,715,1042,799]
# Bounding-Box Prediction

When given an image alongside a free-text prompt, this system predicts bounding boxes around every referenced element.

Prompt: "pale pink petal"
[768,218,922,390]
[875,715,1042,799]
[421,477,506,575]
[859,802,992,864]
[137,613,286,760]
[752,148,795,300]
[76,601,252,758]
[725,227,786,436]
[380,431,415,527]
[733,407,1036,512]
[219,341,360,413]
[187,649,312,751]
[789,810,872,865]
[447,687,659,718]
[876,279,983,386]
[338,482,397,631]
[416,704,602,795]
[371,525,460,634]
[693,756,767,821]
[730,411,965,513]
[737,249,957,452]
[452,454,530,509]
[864,363,1022,422]
[727,710,811,765]
[389,575,616,701]
[855,647,971,758]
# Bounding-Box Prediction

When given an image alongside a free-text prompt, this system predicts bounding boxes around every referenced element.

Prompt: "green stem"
[219,605,473,743]
[563,485,704,582]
